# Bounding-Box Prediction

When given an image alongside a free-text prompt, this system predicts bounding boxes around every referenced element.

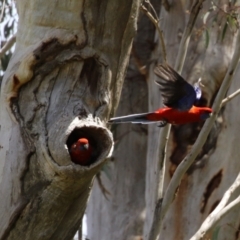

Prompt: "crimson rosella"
[154,63,202,111]
[70,138,93,166]
[109,63,212,127]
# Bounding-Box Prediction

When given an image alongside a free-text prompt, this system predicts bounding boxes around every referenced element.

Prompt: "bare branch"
[132,46,147,76]
[96,172,111,200]
[0,0,6,23]
[143,0,160,22]
[221,88,240,107]
[140,4,167,62]
[157,126,170,198]
[212,173,240,213]
[190,173,240,240]
[0,34,16,59]
[175,0,206,72]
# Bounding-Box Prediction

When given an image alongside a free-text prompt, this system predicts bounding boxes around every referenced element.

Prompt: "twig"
[221,88,240,107]
[147,1,206,239]
[143,0,160,22]
[140,4,167,62]
[0,34,16,58]
[212,173,240,213]
[153,25,240,240]
[0,0,6,23]
[96,173,111,200]
[157,125,171,199]
[132,46,147,76]
[197,196,240,238]
[175,0,206,72]
[190,173,240,240]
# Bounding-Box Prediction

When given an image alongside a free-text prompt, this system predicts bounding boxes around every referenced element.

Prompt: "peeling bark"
[0,0,140,239]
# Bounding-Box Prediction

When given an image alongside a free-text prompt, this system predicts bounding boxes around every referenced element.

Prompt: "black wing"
[154,63,196,111]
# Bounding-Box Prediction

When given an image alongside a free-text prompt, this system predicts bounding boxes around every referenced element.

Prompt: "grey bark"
[146,1,240,240]
[0,0,140,239]
[86,2,161,239]
[87,1,240,240]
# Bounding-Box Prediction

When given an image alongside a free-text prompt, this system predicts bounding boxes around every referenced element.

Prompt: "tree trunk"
[0,0,140,239]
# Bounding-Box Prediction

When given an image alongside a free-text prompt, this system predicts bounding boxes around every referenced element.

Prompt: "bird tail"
[109,112,155,124]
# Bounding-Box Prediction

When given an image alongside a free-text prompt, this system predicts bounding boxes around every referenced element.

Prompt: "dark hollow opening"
[66,126,110,166]
[80,58,101,95]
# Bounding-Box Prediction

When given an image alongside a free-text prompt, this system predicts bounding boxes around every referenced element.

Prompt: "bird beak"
[83,143,89,150]
[198,78,205,88]
[79,143,89,151]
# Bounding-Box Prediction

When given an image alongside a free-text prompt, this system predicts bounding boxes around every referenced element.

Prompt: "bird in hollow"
[109,63,212,127]
[69,138,93,166]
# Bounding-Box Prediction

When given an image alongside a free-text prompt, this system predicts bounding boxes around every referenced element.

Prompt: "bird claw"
[158,120,167,127]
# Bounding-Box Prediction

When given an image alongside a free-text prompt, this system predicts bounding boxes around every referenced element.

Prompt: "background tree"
[87,1,240,240]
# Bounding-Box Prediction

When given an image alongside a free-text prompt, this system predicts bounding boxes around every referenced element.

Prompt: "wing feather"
[154,63,196,110]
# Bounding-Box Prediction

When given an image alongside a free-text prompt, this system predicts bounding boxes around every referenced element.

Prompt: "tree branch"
[221,88,240,107]
[140,3,167,62]
[175,0,206,72]
[0,34,16,59]
[190,173,240,240]
[0,0,6,23]
[212,174,240,213]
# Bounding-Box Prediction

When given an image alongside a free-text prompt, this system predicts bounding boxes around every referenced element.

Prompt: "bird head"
[75,138,90,151]
[199,107,212,120]
[69,138,93,165]
[194,78,204,100]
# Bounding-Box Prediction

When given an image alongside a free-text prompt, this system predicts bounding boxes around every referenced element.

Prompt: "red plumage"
[146,106,212,124]
[70,138,93,166]
[109,64,212,127]
[109,106,212,126]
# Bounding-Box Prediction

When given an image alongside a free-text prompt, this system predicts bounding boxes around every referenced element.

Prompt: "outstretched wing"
[154,64,196,111]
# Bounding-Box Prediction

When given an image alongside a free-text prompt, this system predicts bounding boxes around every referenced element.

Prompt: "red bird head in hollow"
[70,138,93,166]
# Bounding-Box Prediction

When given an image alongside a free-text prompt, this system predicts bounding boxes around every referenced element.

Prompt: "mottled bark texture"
[146,1,240,240]
[0,0,140,239]
[88,1,240,240]
[86,1,161,239]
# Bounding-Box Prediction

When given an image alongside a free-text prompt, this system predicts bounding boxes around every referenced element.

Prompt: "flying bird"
[108,106,212,127]
[154,63,202,111]
[109,63,212,127]
[69,138,93,166]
